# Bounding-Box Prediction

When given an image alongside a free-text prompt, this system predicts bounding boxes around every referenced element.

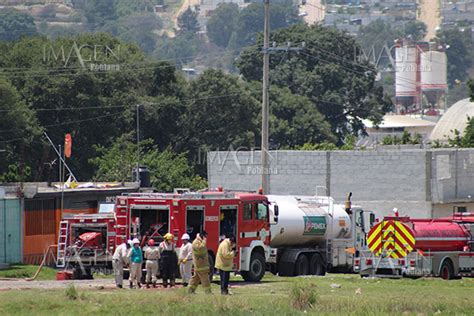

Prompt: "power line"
[0,48,243,75]
[0,112,122,135]
[0,105,128,113]
[0,90,262,135]
[299,50,421,89]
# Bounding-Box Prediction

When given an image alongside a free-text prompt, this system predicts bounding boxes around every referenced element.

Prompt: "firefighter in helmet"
[159,233,178,287]
[188,231,211,294]
[179,233,193,287]
[144,238,160,288]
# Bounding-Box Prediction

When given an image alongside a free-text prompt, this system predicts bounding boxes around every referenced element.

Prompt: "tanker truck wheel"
[294,254,309,276]
[309,254,326,276]
[242,252,265,282]
[440,260,454,280]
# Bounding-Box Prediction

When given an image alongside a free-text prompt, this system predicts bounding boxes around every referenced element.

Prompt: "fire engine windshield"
[257,203,268,221]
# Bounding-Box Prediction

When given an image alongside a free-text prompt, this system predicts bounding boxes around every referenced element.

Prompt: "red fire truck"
[354,213,474,279]
[57,190,274,281]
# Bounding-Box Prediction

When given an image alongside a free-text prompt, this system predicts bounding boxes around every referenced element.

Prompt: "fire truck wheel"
[440,260,454,280]
[294,254,309,276]
[242,252,265,282]
[309,254,325,276]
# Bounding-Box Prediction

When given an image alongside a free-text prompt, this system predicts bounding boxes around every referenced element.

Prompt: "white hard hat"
[181,233,190,240]
[127,239,133,246]
[132,238,140,244]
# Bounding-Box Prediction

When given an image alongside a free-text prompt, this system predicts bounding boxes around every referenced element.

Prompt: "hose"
[25,244,57,281]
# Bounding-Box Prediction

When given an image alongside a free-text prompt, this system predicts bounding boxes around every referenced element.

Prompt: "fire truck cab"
[114,191,273,282]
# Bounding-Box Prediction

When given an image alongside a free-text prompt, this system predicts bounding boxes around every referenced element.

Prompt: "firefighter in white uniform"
[178,233,193,286]
[112,240,131,288]
[144,239,160,288]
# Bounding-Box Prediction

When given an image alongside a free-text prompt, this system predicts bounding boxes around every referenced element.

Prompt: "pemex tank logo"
[303,216,327,236]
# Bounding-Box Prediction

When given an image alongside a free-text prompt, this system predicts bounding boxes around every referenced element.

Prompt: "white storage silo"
[420,51,448,106]
[395,46,418,98]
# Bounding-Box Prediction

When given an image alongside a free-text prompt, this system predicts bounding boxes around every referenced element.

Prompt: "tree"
[247,85,336,148]
[229,2,301,49]
[0,9,37,41]
[468,78,474,101]
[103,12,163,54]
[2,34,150,180]
[269,87,336,147]
[403,20,427,41]
[154,33,201,67]
[206,3,239,48]
[177,7,200,35]
[237,24,392,141]
[436,29,474,86]
[90,135,206,191]
[182,69,260,174]
[84,0,118,29]
[462,117,474,148]
[0,79,41,181]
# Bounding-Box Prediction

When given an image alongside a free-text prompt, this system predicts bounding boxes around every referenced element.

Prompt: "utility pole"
[261,0,270,194]
[261,0,303,194]
[136,104,141,185]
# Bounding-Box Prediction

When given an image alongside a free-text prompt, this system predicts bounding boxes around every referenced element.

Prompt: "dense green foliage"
[0,9,37,41]
[90,136,206,191]
[441,117,474,148]
[0,23,394,186]
[381,131,422,145]
[469,78,474,102]
[207,1,301,49]
[437,29,474,87]
[206,3,240,48]
[177,7,200,35]
[237,24,392,141]
[357,19,427,66]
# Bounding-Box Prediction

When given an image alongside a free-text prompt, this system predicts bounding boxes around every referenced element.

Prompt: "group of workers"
[112,231,236,295]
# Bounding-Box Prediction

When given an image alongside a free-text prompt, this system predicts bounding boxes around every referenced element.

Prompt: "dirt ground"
[0,278,114,291]
[418,0,441,41]
[300,0,325,25]
[174,0,200,30]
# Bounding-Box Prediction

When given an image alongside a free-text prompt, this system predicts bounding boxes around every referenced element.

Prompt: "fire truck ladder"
[56,220,69,268]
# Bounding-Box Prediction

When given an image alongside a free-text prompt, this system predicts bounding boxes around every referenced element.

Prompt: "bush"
[290,281,317,311]
[65,284,78,300]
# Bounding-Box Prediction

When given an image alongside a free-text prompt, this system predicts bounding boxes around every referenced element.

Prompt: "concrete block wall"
[328,150,428,202]
[208,148,474,218]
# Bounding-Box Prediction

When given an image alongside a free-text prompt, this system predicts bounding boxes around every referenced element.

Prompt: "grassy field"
[0,265,56,281]
[1,274,474,315]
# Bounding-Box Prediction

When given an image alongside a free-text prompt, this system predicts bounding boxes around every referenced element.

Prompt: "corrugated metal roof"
[364,115,436,129]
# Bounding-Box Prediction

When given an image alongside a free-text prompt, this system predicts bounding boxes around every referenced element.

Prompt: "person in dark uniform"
[159,233,178,287]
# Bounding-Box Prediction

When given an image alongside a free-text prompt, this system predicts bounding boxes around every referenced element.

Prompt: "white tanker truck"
[267,194,375,276]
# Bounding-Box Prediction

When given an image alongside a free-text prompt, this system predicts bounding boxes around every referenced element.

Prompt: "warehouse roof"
[364,115,436,129]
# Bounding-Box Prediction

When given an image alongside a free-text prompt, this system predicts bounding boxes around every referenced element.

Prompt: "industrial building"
[0,182,138,265]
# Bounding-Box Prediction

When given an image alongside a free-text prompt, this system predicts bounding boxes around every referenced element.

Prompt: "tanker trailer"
[267,194,375,276]
[355,215,474,279]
